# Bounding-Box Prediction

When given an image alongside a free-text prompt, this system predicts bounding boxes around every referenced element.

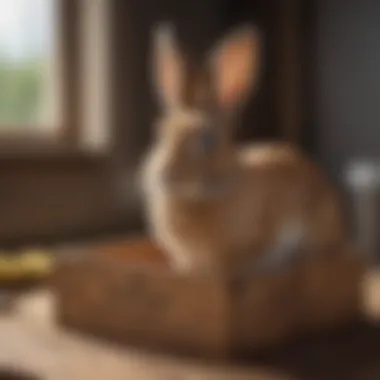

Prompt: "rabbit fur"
[140,24,351,279]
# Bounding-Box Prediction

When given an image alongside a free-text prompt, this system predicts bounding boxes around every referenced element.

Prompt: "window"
[80,0,111,151]
[0,0,61,137]
[0,0,111,154]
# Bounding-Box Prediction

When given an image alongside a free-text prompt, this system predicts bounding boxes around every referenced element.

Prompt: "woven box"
[54,238,365,357]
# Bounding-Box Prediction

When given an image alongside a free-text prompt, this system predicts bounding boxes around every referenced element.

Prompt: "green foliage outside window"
[0,55,43,127]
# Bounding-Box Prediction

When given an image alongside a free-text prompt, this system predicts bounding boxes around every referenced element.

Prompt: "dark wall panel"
[314,0,380,182]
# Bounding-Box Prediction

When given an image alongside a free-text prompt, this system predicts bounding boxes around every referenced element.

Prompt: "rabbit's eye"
[192,128,217,155]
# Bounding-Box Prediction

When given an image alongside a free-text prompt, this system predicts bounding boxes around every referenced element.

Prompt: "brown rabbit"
[141,24,352,279]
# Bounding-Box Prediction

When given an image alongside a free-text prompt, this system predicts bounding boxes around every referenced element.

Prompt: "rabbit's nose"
[201,132,216,151]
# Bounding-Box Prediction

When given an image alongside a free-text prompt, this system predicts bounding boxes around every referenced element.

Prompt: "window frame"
[0,0,105,158]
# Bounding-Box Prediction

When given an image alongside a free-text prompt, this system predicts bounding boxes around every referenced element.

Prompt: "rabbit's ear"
[152,23,184,109]
[209,25,261,110]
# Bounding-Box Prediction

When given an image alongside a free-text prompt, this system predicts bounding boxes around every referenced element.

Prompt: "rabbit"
[140,23,353,280]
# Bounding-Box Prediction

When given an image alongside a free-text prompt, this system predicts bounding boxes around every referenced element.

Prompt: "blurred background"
[0,0,379,247]
[1,1,380,379]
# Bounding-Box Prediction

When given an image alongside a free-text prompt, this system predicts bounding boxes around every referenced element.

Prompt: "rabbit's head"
[150,24,261,198]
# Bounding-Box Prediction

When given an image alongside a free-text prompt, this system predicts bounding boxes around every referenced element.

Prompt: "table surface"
[0,290,291,380]
[1,290,380,380]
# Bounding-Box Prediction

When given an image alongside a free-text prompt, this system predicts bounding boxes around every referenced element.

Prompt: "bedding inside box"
[90,238,168,267]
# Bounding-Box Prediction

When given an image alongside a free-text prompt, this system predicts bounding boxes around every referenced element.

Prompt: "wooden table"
[1,290,380,380]
[0,290,291,380]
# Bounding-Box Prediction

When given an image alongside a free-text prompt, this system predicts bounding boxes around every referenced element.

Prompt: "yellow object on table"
[0,255,25,280]
[0,249,54,282]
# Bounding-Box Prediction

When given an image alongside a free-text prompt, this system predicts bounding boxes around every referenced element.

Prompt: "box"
[54,238,365,358]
